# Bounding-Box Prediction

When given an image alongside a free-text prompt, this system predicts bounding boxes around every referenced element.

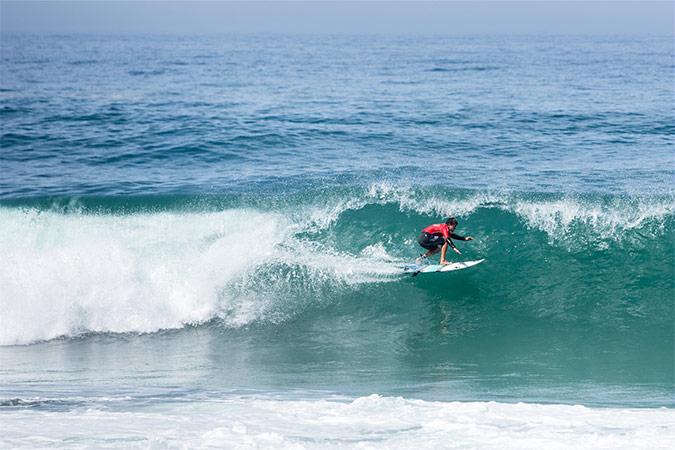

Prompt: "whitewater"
[2,393,674,450]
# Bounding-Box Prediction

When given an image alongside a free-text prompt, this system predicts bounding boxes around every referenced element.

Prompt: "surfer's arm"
[449,232,473,241]
[440,242,451,264]
[442,239,461,261]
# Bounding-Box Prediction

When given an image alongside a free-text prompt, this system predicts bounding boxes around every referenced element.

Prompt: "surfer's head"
[446,217,458,231]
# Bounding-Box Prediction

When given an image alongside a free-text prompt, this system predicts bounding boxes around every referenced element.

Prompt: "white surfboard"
[402,259,484,275]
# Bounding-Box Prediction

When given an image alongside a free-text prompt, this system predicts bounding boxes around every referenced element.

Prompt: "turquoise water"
[1,34,673,447]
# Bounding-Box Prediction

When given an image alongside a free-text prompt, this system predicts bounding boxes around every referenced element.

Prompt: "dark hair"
[445,217,458,226]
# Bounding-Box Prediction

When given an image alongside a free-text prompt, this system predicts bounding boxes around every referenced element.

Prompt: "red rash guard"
[422,223,451,238]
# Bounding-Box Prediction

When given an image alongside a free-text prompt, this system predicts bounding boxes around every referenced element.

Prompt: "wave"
[1,185,672,345]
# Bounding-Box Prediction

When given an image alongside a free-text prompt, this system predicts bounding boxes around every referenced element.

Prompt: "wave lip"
[366,183,675,244]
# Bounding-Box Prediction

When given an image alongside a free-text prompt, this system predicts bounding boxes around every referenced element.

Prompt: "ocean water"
[1,34,674,448]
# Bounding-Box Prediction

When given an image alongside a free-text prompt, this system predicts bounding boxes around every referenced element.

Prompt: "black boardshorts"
[418,232,447,251]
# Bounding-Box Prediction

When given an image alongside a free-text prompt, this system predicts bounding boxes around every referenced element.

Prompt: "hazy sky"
[1,1,673,35]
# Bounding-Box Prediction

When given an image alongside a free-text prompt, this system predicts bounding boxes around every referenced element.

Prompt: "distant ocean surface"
[1,34,673,448]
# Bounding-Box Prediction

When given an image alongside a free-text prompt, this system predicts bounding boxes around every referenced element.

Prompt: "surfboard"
[402,259,484,276]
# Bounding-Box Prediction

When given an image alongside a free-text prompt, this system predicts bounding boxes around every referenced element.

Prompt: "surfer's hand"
[466,236,474,241]
[453,248,462,255]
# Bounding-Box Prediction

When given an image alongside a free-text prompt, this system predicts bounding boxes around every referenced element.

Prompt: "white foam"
[1,395,673,449]
[511,195,675,243]
[0,206,397,345]
[367,181,506,218]
[0,208,269,345]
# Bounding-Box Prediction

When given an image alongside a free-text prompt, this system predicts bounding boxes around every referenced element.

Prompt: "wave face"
[2,187,672,370]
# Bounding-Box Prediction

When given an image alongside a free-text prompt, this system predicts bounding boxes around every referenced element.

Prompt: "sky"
[0,1,673,35]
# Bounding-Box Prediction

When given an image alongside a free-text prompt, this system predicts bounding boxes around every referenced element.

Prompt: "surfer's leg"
[417,246,440,262]
[418,232,443,261]
[417,232,437,263]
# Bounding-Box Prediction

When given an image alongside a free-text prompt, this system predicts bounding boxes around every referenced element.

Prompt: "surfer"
[416,217,474,264]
